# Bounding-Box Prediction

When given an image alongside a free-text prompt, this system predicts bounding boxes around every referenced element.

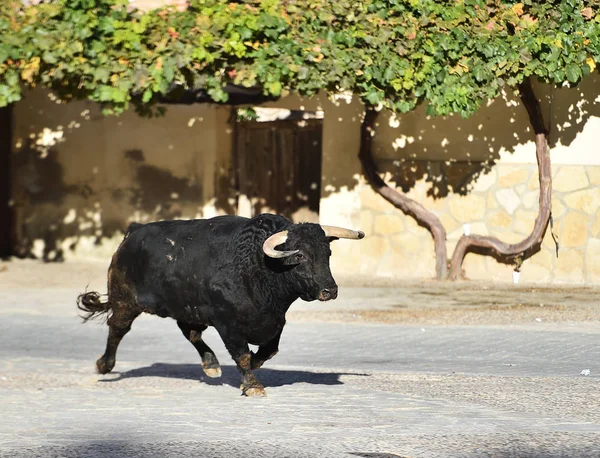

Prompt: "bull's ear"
[326,236,339,243]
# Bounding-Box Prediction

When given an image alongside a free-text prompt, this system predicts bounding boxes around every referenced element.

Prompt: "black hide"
[117,213,336,344]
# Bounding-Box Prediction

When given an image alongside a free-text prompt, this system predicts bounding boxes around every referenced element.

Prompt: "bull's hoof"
[202,354,221,378]
[243,385,267,397]
[203,365,222,378]
[96,357,114,374]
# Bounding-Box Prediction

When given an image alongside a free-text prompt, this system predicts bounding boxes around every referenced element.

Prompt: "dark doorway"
[233,109,323,222]
[0,106,12,258]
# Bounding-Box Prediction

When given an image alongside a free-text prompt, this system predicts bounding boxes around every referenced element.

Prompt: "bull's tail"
[77,290,112,322]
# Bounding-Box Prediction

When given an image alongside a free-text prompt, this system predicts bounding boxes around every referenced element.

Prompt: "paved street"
[1,261,600,457]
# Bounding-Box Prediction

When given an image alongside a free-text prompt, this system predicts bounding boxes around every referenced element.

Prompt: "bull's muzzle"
[318,286,338,301]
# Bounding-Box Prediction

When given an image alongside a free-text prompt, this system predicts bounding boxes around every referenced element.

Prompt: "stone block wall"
[358,162,600,284]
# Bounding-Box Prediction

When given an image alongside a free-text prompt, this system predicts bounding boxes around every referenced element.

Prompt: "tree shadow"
[1,438,596,458]
[378,159,495,199]
[350,454,410,458]
[367,74,600,199]
[11,141,231,261]
[118,148,207,219]
[100,362,367,389]
[350,447,594,458]
[11,140,91,261]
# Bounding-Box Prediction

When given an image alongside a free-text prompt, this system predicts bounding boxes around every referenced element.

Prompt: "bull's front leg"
[236,352,266,397]
[220,333,266,397]
[251,327,283,370]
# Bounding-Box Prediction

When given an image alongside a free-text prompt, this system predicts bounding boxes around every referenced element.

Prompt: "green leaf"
[266,81,282,95]
[42,51,58,64]
[95,68,110,83]
[142,89,152,103]
[473,66,486,82]
[565,63,582,83]
[365,90,382,105]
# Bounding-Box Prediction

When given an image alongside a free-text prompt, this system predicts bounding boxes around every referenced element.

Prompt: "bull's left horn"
[321,226,365,240]
[263,231,300,258]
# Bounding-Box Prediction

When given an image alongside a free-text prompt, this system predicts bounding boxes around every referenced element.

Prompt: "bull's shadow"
[100,363,367,388]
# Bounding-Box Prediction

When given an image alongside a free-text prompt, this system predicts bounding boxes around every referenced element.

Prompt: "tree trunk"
[358,107,448,280]
[449,78,553,280]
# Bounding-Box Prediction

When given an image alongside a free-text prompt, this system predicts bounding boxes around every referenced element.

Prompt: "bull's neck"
[262,266,300,312]
[235,256,300,313]
[270,268,302,311]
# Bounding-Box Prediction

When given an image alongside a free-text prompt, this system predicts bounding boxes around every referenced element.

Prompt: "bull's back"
[111,216,248,320]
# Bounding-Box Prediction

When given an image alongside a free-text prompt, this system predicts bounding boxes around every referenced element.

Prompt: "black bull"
[78,214,364,397]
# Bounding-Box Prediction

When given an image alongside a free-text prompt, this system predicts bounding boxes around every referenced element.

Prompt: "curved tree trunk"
[358,106,448,280]
[449,78,553,280]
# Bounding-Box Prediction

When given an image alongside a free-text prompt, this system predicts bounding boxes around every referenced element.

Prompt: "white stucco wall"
[12,89,232,260]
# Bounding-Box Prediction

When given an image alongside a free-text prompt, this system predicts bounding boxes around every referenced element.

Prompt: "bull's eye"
[294,253,305,262]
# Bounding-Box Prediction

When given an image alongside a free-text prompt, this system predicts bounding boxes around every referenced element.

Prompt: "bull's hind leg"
[96,305,140,374]
[176,321,222,378]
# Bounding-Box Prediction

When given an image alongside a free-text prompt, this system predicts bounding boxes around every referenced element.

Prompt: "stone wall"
[358,163,600,284]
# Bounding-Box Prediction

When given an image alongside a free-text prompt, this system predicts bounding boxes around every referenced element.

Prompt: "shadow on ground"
[3,438,599,458]
[99,363,367,389]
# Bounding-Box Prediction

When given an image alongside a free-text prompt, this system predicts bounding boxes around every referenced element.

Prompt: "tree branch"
[358,106,448,280]
[448,78,553,280]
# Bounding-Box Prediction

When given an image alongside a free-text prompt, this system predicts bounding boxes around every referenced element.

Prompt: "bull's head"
[263,224,364,302]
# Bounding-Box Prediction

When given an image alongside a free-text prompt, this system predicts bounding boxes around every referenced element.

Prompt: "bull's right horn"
[263,231,299,258]
[321,226,365,240]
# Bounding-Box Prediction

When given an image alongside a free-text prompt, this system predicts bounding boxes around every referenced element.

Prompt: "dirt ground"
[2,258,600,326]
[2,258,600,457]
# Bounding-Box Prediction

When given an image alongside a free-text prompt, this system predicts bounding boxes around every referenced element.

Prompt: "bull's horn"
[321,225,365,240]
[263,231,299,258]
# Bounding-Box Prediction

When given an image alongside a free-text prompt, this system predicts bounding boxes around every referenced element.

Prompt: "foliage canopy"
[1,0,599,116]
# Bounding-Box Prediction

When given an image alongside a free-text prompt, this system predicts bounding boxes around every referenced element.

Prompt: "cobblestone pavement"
[1,261,600,457]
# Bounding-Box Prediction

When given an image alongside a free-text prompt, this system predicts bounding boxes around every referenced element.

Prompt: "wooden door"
[234,119,322,222]
[0,106,12,258]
